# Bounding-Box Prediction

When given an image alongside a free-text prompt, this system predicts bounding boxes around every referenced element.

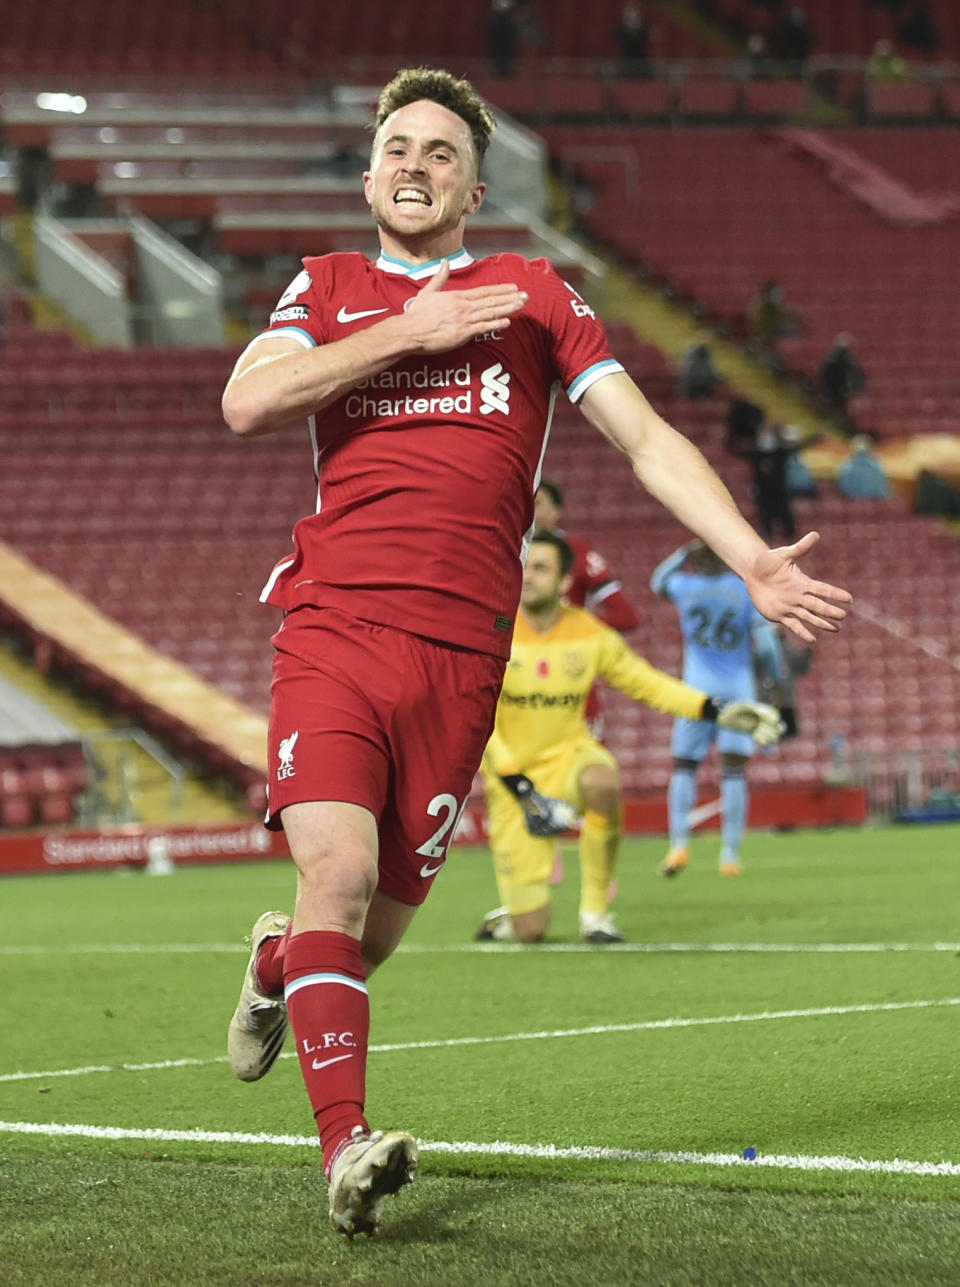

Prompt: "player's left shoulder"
[474,253,572,295]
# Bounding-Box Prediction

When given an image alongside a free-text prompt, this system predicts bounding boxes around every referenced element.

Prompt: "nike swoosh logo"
[419,859,445,878]
[311,1053,354,1071]
[336,306,389,324]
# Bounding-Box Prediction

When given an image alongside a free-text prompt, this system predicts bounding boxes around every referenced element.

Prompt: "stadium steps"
[0,636,247,827]
[0,542,268,809]
[589,253,840,442]
[547,159,844,440]
[1,212,96,345]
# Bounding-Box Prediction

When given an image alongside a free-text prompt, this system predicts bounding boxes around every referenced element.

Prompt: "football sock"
[720,768,748,859]
[283,930,370,1178]
[579,809,620,917]
[255,924,291,998]
[668,768,697,846]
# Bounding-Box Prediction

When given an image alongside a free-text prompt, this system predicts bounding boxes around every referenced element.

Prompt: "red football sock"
[283,930,370,1177]
[255,925,290,998]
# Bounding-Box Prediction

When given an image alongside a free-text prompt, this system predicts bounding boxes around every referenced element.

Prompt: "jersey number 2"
[416,793,469,859]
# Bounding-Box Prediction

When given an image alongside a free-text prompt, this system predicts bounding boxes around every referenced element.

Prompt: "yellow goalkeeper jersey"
[484,604,706,775]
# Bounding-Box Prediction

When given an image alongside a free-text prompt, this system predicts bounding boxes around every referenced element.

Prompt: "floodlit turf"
[2,823,959,1285]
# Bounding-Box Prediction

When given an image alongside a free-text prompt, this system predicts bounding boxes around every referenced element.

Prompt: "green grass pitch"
[2,823,959,1285]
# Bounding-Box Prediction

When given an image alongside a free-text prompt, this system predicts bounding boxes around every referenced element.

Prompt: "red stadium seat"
[741,79,808,119]
[867,81,940,120]
[677,77,742,117]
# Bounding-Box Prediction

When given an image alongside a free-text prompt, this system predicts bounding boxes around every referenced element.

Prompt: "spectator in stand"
[534,479,640,632]
[617,0,652,78]
[743,33,776,79]
[515,0,546,53]
[818,333,866,428]
[748,279,802,373]
[898,2,940,58]
[489,0,519,77]
[867,39,911,80]
[836,436,892,500]
[771,5,814,68]
[733,422,806,543]
[726,396,764,455]
[677,332,722,399]
[781,423,821,499]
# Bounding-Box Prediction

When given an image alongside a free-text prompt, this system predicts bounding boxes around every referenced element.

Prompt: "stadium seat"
[608,79,673,119]
[677,77,742,118]
[741,79,808,119]
[866,81,940,121]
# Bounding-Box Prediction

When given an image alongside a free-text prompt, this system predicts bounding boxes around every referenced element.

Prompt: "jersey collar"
[376,248,475,280]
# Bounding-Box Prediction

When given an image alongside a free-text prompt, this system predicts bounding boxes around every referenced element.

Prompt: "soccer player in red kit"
[534,478,640,633]
[221,67,851,1239]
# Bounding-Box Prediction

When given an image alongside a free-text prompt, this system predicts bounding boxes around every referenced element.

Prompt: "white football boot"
[580,911,625,944]
[328,1126,419,1238]
[227,910,291,1082]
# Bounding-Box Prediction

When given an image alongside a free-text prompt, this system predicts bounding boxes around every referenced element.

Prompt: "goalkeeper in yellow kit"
[477,531,782,945]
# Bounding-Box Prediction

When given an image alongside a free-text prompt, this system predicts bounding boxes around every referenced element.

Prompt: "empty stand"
[0,310,957,797]
[0,681,92,828]
[541,125,960,443]
[866,80,941,121]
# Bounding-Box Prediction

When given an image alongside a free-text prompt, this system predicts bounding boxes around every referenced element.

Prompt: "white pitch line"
[3,996,958,1084]
[1,1119,958,1179]
[1,940,959,957]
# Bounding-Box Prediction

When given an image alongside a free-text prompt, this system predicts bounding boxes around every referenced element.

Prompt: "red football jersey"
[565,533,640,632]
[255,249,624,659]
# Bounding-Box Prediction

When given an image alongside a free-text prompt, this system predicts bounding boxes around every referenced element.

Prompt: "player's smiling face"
[364,99,486,260]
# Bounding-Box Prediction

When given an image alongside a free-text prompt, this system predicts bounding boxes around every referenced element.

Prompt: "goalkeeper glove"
[702,698,785,747]
[500,774,578,837]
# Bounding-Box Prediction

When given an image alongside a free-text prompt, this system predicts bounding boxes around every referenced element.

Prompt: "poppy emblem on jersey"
[277,731,299,780]
[564,650,587,679]
[536,659,550,677]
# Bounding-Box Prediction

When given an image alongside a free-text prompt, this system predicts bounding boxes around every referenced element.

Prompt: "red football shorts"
[266,605,505,905]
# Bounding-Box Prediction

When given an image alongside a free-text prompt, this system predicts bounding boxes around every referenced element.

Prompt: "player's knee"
[673,758,699,773]
[511,903,551,942]
[579,764,620,817]
[295,843,378,919]
[514,922,546,943]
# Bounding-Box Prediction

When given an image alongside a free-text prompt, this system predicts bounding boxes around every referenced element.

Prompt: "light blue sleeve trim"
[566,359,625,404]
[249,326,316,349]
[649,547,689,597]
[752,621,785,683]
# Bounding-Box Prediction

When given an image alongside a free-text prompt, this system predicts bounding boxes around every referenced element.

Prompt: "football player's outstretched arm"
[222,261,527,438]
[579,373,852,642]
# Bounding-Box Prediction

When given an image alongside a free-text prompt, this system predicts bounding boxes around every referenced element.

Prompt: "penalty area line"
[0,1119,958,1179]
[1,941,960,957]
[2,996,959,1084]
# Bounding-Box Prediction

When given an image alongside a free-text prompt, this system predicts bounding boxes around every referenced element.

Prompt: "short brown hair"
[530,530,575,578]
[373,67,496,169]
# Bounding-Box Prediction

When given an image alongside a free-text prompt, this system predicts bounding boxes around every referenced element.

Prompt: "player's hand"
[501,773,578,837]
[716,700,785,747]
[520,790,579,838]
[402,259,528,353]
[745,532,852,645]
